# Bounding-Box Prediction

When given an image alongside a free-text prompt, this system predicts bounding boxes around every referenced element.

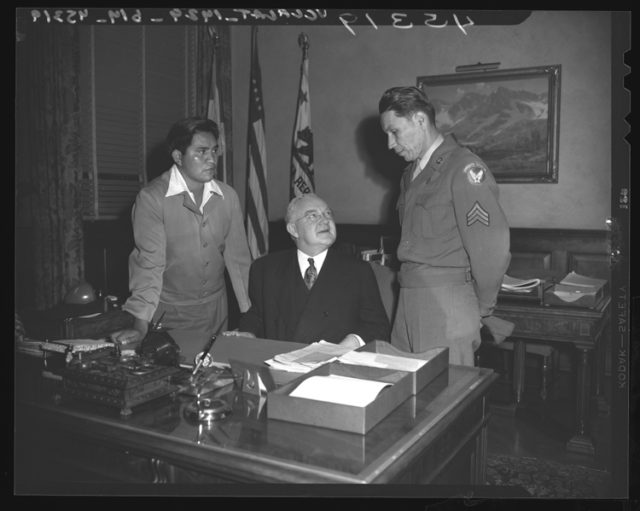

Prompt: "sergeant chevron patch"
[466,202,490,226]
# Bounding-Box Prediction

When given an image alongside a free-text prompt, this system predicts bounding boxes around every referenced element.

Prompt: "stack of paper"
[264,341,355,373]
[40,338,113,354]
[552,271,607,302]
[501,274,542,293]
[288,374,392,407]
[337,351,428,372]
[559,271,607,289]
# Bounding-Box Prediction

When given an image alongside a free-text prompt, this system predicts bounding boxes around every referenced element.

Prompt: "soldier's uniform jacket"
[396,134,511,317]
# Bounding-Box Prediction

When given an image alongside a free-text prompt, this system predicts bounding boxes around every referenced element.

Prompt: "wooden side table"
[494,296,611,456]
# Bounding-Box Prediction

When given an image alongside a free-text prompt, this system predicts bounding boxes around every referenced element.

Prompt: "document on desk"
[265,341,356,373]
[337,351,428,372]
[552,271,607,302]
[288,374,392,407]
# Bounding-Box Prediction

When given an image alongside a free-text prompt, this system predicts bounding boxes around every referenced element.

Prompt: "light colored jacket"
[122,169,251,323]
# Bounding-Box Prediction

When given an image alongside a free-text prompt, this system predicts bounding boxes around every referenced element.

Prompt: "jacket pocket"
[412,198,453,239]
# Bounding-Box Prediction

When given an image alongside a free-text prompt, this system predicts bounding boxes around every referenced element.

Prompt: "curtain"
[15,23,84,310]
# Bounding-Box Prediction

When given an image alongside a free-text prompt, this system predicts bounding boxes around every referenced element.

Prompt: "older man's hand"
[338,334,363,350]
[221,330,256,338]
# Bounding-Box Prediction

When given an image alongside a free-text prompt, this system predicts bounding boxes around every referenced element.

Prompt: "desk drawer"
[391,398,487,484]
[498,311,605,340]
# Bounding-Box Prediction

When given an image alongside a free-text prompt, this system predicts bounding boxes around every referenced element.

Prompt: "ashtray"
[183,397,232,424]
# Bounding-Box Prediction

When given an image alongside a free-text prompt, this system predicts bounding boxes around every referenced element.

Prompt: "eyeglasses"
[296,209,334,223]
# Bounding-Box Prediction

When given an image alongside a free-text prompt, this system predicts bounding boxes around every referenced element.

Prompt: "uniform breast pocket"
[412,200,453,239]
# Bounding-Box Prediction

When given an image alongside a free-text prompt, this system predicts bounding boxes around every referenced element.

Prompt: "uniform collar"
[413,134,444,180]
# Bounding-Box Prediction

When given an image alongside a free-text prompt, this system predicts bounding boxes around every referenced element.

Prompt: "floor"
[483,357,617,497]
[487,395,611,470]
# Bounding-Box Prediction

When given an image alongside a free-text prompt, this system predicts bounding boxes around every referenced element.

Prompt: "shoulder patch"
[463,163,487,184]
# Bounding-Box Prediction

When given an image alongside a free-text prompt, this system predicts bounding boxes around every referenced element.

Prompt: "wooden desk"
[15,338,497,492]
[494,296,611,456]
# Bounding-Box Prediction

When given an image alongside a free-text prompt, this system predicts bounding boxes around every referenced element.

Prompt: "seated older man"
[234,193,390,348]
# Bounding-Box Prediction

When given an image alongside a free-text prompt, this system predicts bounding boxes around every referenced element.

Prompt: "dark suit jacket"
[238,248,390,344]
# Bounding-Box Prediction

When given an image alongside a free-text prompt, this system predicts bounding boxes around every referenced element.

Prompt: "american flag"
[290,33,314,199]
[206,27,229,184]
[245,26,269,259]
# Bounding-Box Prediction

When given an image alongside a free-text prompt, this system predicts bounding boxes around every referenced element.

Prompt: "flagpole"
[299,32,309,59]
[245,25,269,259]
[205,26,229,184]
[207,27,219,113]
[289,32,314,200]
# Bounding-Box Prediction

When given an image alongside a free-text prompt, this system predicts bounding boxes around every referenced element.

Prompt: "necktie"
[304,257,317,290]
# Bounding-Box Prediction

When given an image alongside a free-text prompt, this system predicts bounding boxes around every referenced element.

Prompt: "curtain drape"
[15,23,84,310]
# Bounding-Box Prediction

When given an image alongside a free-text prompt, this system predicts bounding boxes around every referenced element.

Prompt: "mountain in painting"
[432,85,549,173]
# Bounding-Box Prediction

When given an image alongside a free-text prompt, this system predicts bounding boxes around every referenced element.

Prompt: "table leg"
[512,339,526,408]
[474,401,488,485]
[489,339,526,416]
[566,346,595,456]
[593,330,610,416]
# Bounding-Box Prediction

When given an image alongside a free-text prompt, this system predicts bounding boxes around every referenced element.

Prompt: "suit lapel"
[279,250,303,340]
[309,249,340,296]
[181,192,201,215]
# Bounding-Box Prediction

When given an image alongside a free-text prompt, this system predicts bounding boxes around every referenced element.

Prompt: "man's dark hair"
[378,86,436,125]
[166,117,219,154]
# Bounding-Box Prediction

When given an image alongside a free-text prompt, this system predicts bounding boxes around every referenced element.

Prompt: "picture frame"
[417,65,561,183]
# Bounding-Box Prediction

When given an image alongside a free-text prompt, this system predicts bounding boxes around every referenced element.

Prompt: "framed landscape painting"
[418,65,561,183]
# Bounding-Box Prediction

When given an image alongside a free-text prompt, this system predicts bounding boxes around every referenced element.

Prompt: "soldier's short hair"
[378,86,436,125]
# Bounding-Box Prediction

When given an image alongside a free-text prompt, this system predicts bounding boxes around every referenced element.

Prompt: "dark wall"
[83,217,134,302]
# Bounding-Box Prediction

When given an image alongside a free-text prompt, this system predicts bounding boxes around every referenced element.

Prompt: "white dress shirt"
[165,164,223,212]
[296,249,328,278]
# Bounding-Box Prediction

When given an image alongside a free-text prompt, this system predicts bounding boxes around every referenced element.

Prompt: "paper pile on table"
[265,340,355,373]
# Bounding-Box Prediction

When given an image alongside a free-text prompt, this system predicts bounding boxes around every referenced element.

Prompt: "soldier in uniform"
[378,86,513,366]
